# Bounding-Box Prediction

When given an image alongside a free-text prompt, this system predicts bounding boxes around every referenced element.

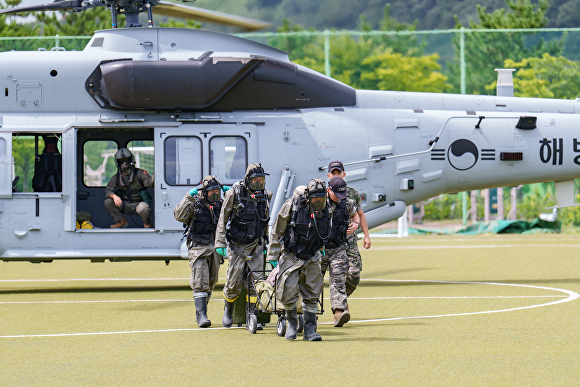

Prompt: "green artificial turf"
[1,234,579,386]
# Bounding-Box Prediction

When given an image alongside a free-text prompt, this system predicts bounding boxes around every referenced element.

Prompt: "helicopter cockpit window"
[12,134,62,193]
[164,136,202,185]
[127,140,154,175]
[91,37,104,48]
[83,140,118,187]
[210,136,247,182]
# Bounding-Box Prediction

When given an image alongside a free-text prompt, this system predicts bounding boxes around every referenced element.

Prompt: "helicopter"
[0,0,578,263]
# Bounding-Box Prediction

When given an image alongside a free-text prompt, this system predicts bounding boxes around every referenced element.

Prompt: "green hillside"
[193,0,579,31]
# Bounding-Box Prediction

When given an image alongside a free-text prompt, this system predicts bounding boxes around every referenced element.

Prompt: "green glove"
[320,250,326,257]
[188,188,198,196]
[216,247,227,257]
[222,186,231,192]
[268,260,278,268]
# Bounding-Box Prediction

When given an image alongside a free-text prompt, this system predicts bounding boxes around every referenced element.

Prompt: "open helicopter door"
[0,132,11,199]
[154,124,256,231]
[62,128,76,231]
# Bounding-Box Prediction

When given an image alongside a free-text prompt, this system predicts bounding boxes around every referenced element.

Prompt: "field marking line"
[0,280,577,339]
[317,280,579,326]
[371,244,580,250]
[0,295,565,305]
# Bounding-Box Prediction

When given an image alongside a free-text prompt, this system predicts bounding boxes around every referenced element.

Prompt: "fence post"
[56,34,60,48]
[460,27,467,224]
[324,29,331,77]
[460,27,466,95]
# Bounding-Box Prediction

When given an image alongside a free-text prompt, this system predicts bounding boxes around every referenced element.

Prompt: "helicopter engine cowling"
[85,56,356,111]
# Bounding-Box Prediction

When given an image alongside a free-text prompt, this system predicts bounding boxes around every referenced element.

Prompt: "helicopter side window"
[210,136,247,183]
[127,140,154,175]
[83,140,118,187]
[164,136,202,185]
[12,133,62,193]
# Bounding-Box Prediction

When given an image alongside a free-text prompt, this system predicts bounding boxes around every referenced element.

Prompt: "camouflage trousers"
[222,239,264,302]
[276,251,323,314]
[345,233,362,296]
[188,241,221,299]
[104,198,151,223]
[321,245,348,312]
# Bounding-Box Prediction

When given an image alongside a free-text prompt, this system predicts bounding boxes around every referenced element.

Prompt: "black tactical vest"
[117,167,146,203]
[188,198,222,244]
[227,184,270,244]
[325,199,350,249]
[282,195,331,259]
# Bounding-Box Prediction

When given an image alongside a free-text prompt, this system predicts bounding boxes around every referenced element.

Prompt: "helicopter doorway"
[154,125,256,231]
[76,128,155,230]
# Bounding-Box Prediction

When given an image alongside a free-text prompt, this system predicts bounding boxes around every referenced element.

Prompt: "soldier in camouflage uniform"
[266,179,330,341]
[321,177,359,327]
[327,161,371,300]
[215,163,272,328]
[104,148,154,228]
[174,176,227,328]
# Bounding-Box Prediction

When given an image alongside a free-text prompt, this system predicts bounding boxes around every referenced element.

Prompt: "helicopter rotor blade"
[0,0,82,15]
[154,1,271,31]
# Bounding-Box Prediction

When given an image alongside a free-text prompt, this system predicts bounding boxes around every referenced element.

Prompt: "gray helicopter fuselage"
[0,27,579,262]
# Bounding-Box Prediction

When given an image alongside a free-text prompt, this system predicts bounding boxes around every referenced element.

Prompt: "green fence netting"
[374,219,561,235]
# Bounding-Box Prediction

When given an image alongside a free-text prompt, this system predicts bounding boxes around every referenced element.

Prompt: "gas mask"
[308,195,327,211]
[305,179,327,212]
[244,163,268,192]
[248,176,265,191]
[207,189,220,203]
[201,175,222,203]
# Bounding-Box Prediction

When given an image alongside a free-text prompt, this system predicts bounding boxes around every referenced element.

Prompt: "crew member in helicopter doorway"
[321,176,359,327]
[104,148,154,228]
[174,176,229,328]
[327,161,371,311]
[266,179,332,341]
[215,163,272,328]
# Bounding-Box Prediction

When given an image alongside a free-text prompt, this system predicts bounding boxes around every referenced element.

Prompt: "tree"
[360,49,451,92]
[485,53,580,98]
[267,4,450,92]
[449,0,564,95]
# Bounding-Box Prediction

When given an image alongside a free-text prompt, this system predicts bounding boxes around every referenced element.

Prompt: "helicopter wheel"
[277,316,286,337]
[247,314,258,334]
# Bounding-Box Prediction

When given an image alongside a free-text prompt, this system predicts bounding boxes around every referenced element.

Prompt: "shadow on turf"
[0,284,225,295]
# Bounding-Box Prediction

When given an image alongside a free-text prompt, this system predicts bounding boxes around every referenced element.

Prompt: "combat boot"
[110,218,128,228]
[143,219,153,228]
[303,311,322,341]
[333,308,350,327]
[222,299,235,328]
[195,297,211,328]
[285,307,298,340]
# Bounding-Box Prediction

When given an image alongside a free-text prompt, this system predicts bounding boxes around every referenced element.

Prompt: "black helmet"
[305,179,327,211]
[201,175,222,203]
[114,148,135,167]
[244,163,268,191]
